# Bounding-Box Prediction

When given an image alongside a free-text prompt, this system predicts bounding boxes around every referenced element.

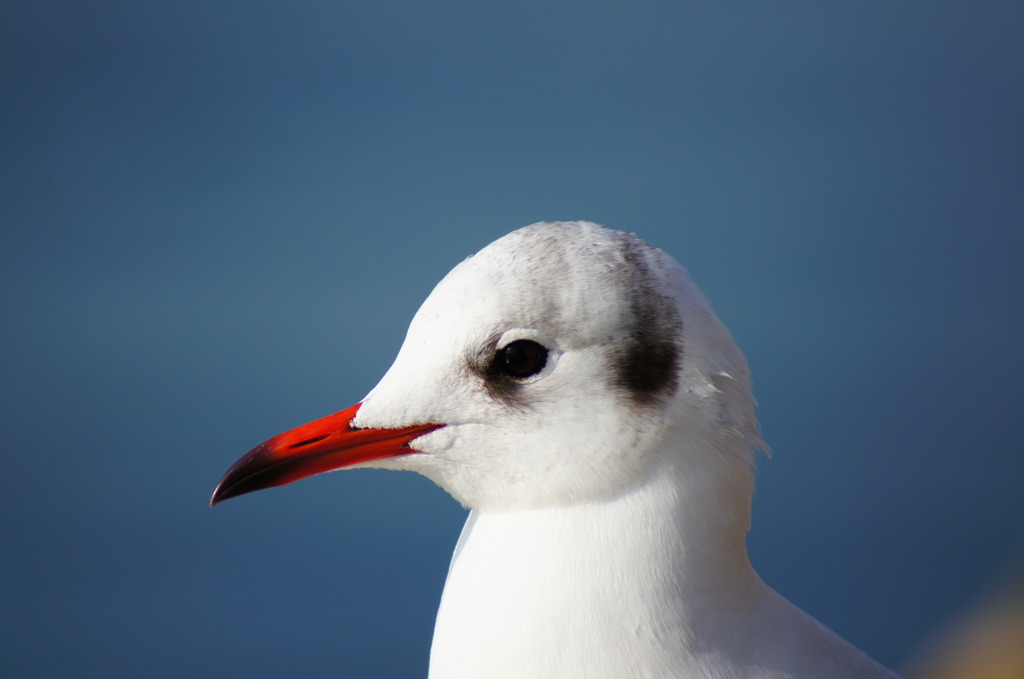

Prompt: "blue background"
[3,2,1022,676]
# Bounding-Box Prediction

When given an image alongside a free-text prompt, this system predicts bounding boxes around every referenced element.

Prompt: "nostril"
[290,434,330,449]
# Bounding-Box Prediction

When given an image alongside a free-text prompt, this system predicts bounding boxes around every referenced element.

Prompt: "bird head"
[212,221,763,511]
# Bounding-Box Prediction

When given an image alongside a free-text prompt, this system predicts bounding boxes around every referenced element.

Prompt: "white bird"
[212,221,900,678]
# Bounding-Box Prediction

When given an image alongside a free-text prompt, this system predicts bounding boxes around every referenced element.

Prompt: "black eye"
[495,340,548,378]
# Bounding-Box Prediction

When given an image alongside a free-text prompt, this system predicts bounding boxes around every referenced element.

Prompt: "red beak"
[210,402,441,506]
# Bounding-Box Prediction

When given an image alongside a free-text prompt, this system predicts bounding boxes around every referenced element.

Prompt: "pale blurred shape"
[906,561,1024,679]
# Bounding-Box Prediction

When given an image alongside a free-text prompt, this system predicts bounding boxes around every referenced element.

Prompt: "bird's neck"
[428,450,768,678]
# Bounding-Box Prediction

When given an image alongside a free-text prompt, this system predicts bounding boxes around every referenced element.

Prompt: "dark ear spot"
[610,237,682,406]
[612,336,679,406]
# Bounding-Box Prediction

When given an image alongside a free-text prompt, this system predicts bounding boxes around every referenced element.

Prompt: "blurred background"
[2,2,1022,677]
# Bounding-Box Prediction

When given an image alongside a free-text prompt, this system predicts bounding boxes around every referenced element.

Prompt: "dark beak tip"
[208,486,227,508]
[209,477,250,507]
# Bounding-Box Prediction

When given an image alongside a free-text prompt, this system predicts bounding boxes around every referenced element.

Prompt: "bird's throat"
[428,464,763,678]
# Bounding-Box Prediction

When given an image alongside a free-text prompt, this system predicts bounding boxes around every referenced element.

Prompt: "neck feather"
[429,444,765,678]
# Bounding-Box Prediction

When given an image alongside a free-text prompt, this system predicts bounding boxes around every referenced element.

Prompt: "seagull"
[212,221,900,678]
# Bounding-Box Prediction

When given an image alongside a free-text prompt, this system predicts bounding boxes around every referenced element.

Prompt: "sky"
[2,2,1023,677]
